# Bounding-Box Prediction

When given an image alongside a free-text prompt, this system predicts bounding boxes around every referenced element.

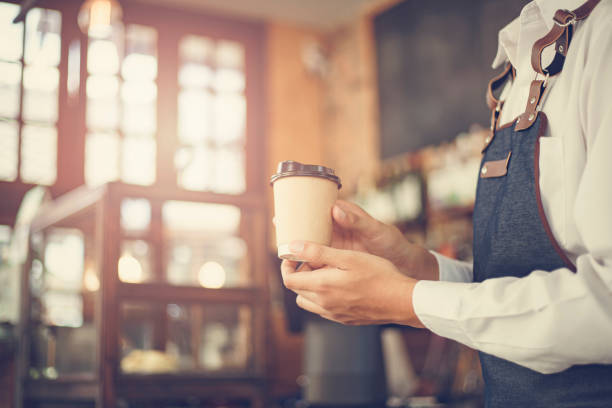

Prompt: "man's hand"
[331,200,438,280]
[281,240,424,327]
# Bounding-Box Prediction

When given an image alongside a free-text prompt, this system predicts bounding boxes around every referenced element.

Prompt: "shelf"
[25,376,98,401]
[117,282,264,304]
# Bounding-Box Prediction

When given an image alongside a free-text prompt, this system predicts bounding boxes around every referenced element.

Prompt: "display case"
[17,182,269,408]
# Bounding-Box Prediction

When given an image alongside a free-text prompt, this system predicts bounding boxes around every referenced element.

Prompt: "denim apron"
[472,2,612,406]
[473,113,612,407]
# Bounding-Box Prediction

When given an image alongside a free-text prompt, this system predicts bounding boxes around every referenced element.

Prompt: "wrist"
[395,241,439,281]
[391,276,424,328]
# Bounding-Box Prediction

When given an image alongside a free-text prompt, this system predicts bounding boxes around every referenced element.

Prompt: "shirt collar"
[491,0,587,69]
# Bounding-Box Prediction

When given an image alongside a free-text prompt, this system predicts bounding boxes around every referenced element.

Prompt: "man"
[281,0,612,406]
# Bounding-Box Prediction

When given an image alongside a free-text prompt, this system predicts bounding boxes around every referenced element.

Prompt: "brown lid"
[270,160,341,189]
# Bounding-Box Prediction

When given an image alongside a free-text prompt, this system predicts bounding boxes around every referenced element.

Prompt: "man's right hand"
[330,200,438,280]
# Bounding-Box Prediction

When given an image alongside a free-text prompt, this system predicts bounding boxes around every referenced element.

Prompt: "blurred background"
[0,0,527,407]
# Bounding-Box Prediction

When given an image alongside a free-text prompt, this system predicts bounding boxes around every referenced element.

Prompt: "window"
[175,36,247,194]
[0,3,61,185]
[85,24,157,187]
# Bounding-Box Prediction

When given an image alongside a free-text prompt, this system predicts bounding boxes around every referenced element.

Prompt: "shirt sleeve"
[413,12,612,375]
[430,251,473,283]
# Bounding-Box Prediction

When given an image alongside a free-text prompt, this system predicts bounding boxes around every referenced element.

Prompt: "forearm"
[384,226,439,281]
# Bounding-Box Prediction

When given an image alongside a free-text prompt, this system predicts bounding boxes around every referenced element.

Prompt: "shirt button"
[481,166,488,175]
[485,137,491,144]
[528,113,535,121]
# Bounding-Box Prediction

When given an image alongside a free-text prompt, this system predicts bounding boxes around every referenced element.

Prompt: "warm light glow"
[84,267,100,291]
[118,254,144,283]
[198,261,226,289]
[78,0,123,39]
[90,0,111,32]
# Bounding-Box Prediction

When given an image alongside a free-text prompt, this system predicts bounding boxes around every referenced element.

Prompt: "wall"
[322,17,380,197]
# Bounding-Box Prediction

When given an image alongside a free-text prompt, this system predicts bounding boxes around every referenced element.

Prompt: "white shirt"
[412,0,612,374]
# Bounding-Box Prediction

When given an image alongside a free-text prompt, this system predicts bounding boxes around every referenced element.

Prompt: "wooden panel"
[117,282,261,304]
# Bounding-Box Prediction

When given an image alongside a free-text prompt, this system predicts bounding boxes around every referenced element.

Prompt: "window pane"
[23,66,59,92]
[23,90,58,123]
[42,292,83,327]
[213,94,246,146]
[162,201,240,235]
[88,40,120,75]
[122,136,156,186]
[87,75,119,99]
[167,236,248,287]
[85,132,119,186]
[67,40,80,98]
[122,101,156,134]
[0,3,23,61]
[0,62,21,119]
[121,198,151,233]
[87,98,119,130]
[123,25,157,81]
[213,68,245,93]
[120,303,252,373]
[212,148,245,194]
[180,35,213,65]
[44,229,84,292]
[122,53,157,81]
[0,120,18,181]
[121,81,156,104]
[178,89,211,144]
[21,124,57,185]
[175,146,213,191]
[24,8,61,67]
[162,202,248,287]
[178,63,213,88]
[216,41,244,69]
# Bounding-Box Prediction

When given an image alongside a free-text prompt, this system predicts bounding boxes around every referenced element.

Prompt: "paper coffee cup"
[270,161,342,261]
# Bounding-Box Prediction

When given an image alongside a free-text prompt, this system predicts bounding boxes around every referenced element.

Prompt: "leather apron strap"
[483,0,601,138]
[516,0,601,131]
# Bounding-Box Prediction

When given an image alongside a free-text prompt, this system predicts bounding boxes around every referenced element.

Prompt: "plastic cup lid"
[270,160,341,189]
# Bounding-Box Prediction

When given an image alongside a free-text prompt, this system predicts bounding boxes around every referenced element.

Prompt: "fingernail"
[335,205,346,221]
[289,241,304,253]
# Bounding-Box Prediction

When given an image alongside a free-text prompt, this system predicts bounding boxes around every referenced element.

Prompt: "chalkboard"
[374,0,527,158]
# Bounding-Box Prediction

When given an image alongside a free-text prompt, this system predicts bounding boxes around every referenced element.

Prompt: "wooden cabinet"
[17,182,270,408]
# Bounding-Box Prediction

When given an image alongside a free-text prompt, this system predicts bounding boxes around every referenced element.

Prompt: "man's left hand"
[281,241,424,327]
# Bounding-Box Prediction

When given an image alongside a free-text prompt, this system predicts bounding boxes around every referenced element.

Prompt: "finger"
[333,200,381,235]
[296,295,346,325]
[287,241,354,269]
[283,267,334,292]
[281,259,312,280]
[294,289,319,303]
[296,294,328,316]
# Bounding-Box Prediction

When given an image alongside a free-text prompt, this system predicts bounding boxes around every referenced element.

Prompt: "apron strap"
[531,0,601,76]
[486,62,514,111]
[514,0,601,131]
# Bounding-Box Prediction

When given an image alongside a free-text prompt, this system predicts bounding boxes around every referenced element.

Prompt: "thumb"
[287,241,353,269]
[333,200,381,236]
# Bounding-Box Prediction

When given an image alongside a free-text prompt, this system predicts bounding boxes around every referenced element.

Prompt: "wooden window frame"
[0,0,267,224]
